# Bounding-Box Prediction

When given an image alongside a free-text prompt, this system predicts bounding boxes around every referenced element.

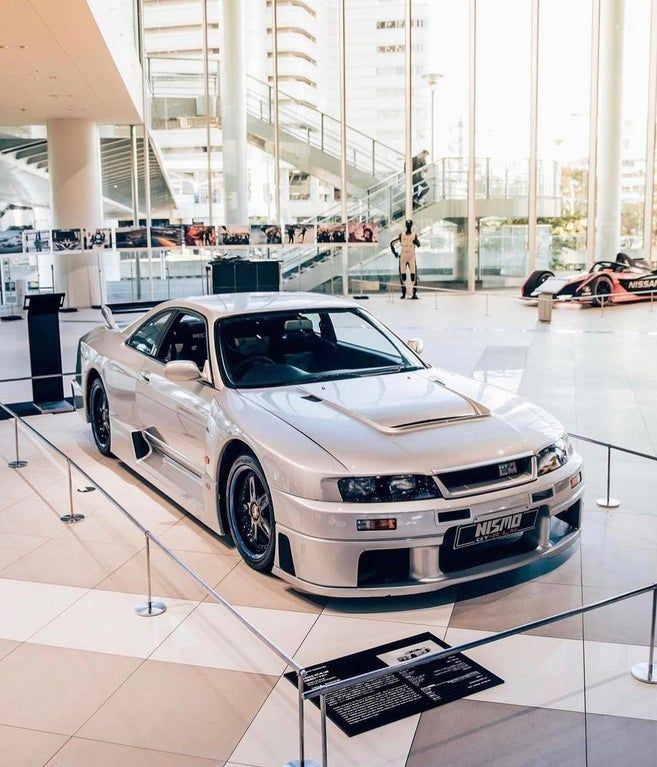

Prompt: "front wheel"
[522,269,554,298]
[590,276,613,308]
[226,453,276,572]
[89,377,112,456]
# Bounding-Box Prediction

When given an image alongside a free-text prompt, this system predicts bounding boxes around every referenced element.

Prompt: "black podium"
[23,293,72,413]
[209,259,281,294]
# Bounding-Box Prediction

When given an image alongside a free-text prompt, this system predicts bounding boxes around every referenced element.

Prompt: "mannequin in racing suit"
[390,219,420,299]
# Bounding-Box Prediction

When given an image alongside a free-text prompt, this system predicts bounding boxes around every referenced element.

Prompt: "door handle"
[140,370,151,383]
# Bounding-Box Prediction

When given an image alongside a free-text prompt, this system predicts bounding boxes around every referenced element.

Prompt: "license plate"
[455,509,538,549]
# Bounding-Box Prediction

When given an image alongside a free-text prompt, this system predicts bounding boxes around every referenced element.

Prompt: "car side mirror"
[407,338,424,355]
[164,360,201,382]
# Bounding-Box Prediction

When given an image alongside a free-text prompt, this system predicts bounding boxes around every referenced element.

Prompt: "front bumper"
[271,456,584,597]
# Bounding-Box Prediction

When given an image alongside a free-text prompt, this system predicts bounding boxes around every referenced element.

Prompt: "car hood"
[240,368,564,474]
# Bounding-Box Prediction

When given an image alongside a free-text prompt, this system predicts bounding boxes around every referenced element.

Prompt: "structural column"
[47,118,104,307]
[219,0,248,224]
[595,0,625,261]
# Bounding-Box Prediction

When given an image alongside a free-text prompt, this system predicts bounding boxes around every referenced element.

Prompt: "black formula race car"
[521,253,657,307]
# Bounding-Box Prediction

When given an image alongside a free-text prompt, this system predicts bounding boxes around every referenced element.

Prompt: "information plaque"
[286,631,503,737]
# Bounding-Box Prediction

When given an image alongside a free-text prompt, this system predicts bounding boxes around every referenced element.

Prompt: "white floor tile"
[229,676,418,767]
[324,594,454,630]
[0,578,87,641]
[444,628,585,713]
[151,603,317,675]
[30,589,198,659]
[584,639,657,721]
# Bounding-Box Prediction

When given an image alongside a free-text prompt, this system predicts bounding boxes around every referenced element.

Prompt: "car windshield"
[216,308,423,388]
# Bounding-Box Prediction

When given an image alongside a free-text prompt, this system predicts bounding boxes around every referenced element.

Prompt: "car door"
[135,309,214,484]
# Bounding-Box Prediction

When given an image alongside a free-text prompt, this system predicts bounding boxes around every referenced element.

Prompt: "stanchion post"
[632,587,657,684]
[320,693,328,767]
[135,534,166,617]
[298,671,306,766]
[596,444,620,508]
[60,459,85,523]
[8,418,27,469]
[485,292,489,316]
[434,288,437,310]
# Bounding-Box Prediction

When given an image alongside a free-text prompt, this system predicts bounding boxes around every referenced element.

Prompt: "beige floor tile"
[0,638,19,660]
[79,660,276,761]
[44,737,224,766]
[0,538,142,589]
[0,532,49,569]
[0,724,67,767]
[158,517,238,556]
[212,561,326,614]
[0,643,141,735]
[0,579,87,641]
[56,505,148,546]
[98,547,238,601]
[0,469,41,500]
[0,498,77,538]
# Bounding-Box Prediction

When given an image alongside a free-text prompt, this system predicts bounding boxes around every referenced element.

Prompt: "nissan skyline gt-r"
[521,253,657,306]
[73,292,583,597]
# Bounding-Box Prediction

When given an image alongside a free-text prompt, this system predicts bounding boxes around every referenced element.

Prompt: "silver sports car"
[73,292,583,597]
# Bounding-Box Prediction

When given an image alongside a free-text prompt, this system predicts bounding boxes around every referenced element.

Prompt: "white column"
[47,118,104,307]
[220,0,248,224]
[595,0,625,261]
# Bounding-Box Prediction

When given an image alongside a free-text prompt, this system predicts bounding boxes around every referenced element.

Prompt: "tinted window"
[156,312,209,372]
[127,312,173,356]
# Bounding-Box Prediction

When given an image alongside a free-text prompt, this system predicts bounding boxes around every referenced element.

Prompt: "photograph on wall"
[317,222,346,244]
[219,225,250,246]
[184,224,217,247]
[284,224,315,245]
[348,221,378,244]
[115,226,148,250]
[151,224,183,248]
[250,224,282,245]
[0,229,24,254]
[52,228,82,251]
[84,228,112,250]
[22,229,52,253]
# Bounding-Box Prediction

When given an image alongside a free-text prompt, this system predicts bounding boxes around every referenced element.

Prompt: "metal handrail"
[302,582,657,702]
[0,372,77,385]
[0,398,303,674]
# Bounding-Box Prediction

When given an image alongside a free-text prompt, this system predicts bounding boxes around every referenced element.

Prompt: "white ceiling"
[0,0,142,124]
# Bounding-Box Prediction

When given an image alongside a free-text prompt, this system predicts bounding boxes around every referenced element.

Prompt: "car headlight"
[537,437,570,476]
[337,474,442,503]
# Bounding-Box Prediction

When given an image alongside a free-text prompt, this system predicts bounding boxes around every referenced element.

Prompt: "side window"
[127,312,173,356]
[156,312,209,372]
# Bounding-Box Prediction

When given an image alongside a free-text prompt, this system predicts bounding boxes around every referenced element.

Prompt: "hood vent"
[301,394,322,403]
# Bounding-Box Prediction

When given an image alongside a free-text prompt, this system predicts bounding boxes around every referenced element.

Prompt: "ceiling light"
[18,45,28,49]
[48,75,58,80]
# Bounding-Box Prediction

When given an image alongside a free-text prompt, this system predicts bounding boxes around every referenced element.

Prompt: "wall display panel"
[317,222,346,244]
[251,224,283,245]
[348,221,378,244]
[184,225,217,247]
[151,225,183,248]
[23,230,51,253]
[219,225,250,246]
[0,230,23,254]
[52,229,82,251]
[115,226,148,250]
[284,224,315,245]
[84,228,113,250]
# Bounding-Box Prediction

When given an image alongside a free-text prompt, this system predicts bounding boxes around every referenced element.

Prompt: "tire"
[226,453,276,572]
[89,377,113,456]
[590,276,613,308]
[522,270,554,298]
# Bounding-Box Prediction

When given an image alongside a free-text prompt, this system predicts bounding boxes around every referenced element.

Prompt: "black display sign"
[455,509,538,548]
[285,631,503,737]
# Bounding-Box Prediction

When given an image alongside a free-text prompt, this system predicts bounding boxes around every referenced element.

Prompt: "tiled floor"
[1,295,657,765]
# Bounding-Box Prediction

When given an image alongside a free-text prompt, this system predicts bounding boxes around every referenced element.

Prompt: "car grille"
[437,456,534,496]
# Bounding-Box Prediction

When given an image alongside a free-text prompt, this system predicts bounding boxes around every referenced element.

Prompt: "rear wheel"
[591,276,613,308]
[226,453,276,572]
[522,270,554,298]
[89,378,112,456]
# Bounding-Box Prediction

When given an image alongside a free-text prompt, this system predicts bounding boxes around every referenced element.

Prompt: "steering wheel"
[233,356,276,378]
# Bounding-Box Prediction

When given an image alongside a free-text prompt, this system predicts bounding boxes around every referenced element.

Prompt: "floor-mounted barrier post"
[320,693,328,767]
[8,418,27,469]
[135,534,166,617]
[60,458,85,523]
[596,444,620,508]
[631,587,657,684]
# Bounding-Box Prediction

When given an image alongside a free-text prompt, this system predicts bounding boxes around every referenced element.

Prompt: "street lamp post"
[423,72,443,161]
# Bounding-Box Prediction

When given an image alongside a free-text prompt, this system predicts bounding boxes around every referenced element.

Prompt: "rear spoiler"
[100,305,118,330]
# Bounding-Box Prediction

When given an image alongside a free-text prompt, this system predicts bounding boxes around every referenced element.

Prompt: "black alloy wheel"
[89,378,112,456]
[226,453,276,572]
[591,276,613,308]
[522,270,554,298]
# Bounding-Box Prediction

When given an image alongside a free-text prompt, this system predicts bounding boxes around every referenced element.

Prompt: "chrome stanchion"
[8,418,27,469]
[434,289,437,310]
[298,671,306,765]
[320,693,328,767]
[485,292,489,317]
[60,459,85,523]
[596,444,620,508]
[135,534,166,617]
[632,587,657,684]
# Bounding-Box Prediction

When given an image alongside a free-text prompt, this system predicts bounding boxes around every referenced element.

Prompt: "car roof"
[153,292,358,321]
